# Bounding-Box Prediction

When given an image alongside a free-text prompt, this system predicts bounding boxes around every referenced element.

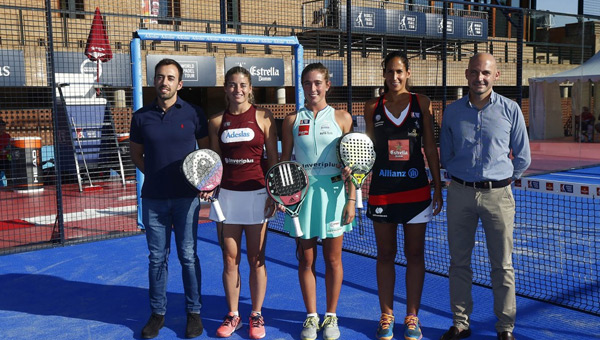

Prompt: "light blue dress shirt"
[440,91,531,182]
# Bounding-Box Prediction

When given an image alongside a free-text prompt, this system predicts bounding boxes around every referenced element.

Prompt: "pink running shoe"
[215,312,242,338]
[248,312,266,339]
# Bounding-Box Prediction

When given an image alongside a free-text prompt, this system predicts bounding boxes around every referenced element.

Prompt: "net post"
[294,43,305,110]
[131,36,145,229]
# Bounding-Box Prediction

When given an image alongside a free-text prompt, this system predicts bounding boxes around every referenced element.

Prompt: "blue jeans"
[142,197,202,315]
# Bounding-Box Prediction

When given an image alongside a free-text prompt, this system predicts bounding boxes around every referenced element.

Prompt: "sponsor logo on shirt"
[320,123,334,135]
[224,158,255,165]
[408,168,419,178]
[388,139,410,161]
[408,128,418,137]
[300,119,311,125]
[380,169,407,177]
[411,111,420,118]
[328,221,342,233]
[221,128,255,143]
[298,124,310,136]
[372,206,387,218]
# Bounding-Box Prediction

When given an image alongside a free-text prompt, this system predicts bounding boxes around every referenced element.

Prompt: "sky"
[535,0,577,15]
[533,0,579,27]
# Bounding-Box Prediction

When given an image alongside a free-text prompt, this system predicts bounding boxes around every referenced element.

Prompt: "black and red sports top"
[368,93,430,205]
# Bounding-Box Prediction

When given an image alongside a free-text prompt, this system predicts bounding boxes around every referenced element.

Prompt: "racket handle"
[292,216,304,238]
[356,188,364,209]
[211,198,226,222]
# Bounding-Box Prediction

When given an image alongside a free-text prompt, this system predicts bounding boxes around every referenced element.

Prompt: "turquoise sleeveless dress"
[283,106,353,239]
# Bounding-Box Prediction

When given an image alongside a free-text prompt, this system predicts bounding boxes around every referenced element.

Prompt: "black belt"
[451,176,512,189]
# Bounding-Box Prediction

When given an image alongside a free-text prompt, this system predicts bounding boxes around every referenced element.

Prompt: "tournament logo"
[580,186,589,195]
[546,182,554,191]
[560,184,573,194]
[514,179,522,188]
[221,128,255,143]
[528,180,539,189]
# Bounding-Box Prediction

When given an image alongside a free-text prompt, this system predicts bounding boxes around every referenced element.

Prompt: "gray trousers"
[446,181,516,333]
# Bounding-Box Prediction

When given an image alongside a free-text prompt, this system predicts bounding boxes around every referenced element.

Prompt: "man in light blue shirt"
[439,53,530,340]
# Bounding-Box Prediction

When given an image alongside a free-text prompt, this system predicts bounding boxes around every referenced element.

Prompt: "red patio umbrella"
[85,7,113,96]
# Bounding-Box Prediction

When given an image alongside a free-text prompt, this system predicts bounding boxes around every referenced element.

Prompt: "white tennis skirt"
[209,187,270,225]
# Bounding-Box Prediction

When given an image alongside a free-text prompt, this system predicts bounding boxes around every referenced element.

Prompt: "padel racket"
[265,161,309,237]
[337,132,376,209]
[182,149,225,222]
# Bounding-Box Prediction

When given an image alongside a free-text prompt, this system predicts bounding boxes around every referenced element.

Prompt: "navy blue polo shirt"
[129,97,208,199]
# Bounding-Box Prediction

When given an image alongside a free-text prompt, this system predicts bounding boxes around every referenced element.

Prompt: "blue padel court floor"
[528,165,600,184]
[1,221,599,340]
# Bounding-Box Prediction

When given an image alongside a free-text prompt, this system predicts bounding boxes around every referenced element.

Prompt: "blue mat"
[1,223,599,339]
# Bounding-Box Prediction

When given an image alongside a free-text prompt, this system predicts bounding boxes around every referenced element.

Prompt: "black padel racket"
[337,132,376,209]
[182,149,225,222]
[265,161,309,237]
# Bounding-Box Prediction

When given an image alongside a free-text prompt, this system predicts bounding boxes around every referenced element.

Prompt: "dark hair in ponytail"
[381,51,410,93]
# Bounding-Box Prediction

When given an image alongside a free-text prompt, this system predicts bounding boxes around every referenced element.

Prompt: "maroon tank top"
[218,105,266,191]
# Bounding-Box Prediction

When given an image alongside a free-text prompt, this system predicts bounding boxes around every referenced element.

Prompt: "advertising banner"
[0,50,26,87]
[146,55,217,86]
[225,57,285,87]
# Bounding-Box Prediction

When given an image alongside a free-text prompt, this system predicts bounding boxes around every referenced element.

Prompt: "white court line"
[118,195,137,201]
[24,205,137,225]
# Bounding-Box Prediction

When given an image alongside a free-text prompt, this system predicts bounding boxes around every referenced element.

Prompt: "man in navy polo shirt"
[130,58,209,339]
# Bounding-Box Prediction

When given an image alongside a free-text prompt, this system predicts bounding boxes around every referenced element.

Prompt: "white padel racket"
[337,132,376,209]
[182,149,225,222]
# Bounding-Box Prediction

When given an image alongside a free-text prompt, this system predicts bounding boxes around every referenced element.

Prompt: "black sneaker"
[186,312,204,338]
[141,313,164,339]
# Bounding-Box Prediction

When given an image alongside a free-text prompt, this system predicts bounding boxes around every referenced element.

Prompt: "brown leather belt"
[451,176,512,189]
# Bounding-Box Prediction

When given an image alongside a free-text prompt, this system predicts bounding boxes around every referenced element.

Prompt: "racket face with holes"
[265,161,309,210]
[337,132,376,188]
[182,149,223,192]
